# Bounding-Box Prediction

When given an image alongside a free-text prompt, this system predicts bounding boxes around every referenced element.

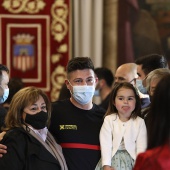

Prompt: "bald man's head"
[114,63,138,85]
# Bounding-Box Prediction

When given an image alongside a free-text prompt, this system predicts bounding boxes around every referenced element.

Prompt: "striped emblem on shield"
[13,34,35,72]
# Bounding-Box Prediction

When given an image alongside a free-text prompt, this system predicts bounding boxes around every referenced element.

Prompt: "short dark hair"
[0,64,9,85]
[94,67,114,87]
[106,82,141,119]
[0,70,2,82]
[135,54,168,75]
[66,57,94,74]
[4,77,24,104]
[0,64,9,73]
[147,74,170,149]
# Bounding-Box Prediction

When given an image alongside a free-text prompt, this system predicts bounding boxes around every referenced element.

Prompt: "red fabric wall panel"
[0,0,70,101]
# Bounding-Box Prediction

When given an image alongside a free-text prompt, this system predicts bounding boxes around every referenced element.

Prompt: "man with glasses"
[114,63,150,109]
[114,63,138,85]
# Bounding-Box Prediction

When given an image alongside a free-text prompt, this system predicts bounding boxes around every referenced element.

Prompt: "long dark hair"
[147,74,170,149]
[105,82,141,119]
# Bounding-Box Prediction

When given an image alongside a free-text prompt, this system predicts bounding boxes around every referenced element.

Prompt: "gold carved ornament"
[51,0,69,101]
[2,0,46,13]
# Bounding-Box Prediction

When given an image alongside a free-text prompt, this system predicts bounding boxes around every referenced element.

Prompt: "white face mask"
[69,82,95,105]
[0,87,9,104]
[136,79,147,94]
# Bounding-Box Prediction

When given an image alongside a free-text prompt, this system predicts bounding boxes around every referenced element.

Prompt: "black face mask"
[24,111,48,129]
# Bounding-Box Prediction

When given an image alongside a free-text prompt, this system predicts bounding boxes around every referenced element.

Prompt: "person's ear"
[94,77,98,88]
[99,79,106,88]
[95,77,98,84]
[65,80,70,90]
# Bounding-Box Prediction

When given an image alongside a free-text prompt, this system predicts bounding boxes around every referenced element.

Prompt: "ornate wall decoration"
[50,0,69,101]
[51,65,66,101]
[51,0,68,42]
[2,0,46,14]
[0,0,70,100]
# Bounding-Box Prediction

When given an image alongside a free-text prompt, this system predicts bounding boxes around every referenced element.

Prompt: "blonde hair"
[4,86,51,131]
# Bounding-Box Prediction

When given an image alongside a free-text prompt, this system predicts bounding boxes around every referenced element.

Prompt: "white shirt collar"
[28,126,48,141]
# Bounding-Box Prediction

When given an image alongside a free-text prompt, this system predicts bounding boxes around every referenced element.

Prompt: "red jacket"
[133,144,170,170]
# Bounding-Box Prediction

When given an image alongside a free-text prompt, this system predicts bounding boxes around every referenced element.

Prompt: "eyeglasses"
[115,78,135,83]
[129,78,135,83]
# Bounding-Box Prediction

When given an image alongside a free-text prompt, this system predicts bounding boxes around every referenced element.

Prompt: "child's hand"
[103,165,115,170]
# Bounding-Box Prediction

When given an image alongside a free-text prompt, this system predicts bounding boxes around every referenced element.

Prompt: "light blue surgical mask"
[0,87,9,104]
[136,79,147,94]
[69,81,95,105]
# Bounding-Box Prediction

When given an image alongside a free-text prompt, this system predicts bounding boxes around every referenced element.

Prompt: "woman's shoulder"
[5,127,23,133]
[3,127,28,141]
[139,144,170,158]
[134,144,170,169]
[0,128,29,152]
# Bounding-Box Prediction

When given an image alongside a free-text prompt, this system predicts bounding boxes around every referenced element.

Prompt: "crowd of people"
[0,54,169,170]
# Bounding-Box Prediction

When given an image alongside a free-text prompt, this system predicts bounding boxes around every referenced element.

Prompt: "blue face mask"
[69,83,95,105]
[0,87,9,104]
[136,79,147,94]
[94,89,100,96]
